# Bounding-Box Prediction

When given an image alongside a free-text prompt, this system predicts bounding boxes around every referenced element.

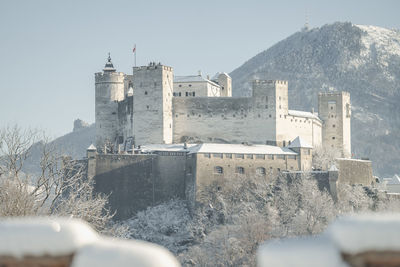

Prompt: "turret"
[95,53,126,150]
[318,91,351,158]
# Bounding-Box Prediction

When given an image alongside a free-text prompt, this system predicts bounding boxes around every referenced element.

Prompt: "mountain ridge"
[230,22,400,176]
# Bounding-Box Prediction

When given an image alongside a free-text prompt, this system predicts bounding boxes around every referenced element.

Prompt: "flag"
[133,45,136,53]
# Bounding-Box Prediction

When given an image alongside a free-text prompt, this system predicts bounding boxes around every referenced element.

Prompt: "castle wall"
[336,158,373,185]
[276,114,322,147]
[132,65,173,146]
[172,97,276,144]
[93,153,187,220]
[188,151,300,206]
[118,96,134,146]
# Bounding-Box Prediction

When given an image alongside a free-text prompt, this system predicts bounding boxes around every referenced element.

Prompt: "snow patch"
[0,217,99,258]
[72,238,180,267]
[257,236,348,267]
[327,213,400,254]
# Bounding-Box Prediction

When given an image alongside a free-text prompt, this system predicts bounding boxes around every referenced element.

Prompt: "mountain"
[230,22,400,177]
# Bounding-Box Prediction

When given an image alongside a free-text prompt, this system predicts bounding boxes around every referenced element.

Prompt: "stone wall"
[188,152,300,206]
[93,153,186,220]
[336,158,374,185]
[172,97,276,144]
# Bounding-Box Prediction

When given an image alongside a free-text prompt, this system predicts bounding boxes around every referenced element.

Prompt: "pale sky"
[1,0,399,138]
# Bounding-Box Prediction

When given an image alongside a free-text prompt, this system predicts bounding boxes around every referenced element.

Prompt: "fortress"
[86,55,373,219]
[95,55,351,156]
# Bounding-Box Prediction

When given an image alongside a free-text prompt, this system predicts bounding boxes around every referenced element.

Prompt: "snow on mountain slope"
[230,22,400,176]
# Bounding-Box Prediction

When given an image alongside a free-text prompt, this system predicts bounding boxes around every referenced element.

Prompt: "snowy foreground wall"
[0,218,180,267]
[258,213,400,267]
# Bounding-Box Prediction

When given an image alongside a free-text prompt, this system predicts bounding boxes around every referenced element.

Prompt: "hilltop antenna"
[302,10,310,31]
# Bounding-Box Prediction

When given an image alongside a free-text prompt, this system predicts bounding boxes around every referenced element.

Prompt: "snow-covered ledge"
[0,217,180,267]
[257,213,400,267]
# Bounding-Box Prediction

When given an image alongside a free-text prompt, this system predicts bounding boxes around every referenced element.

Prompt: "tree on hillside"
[0,125,127,237]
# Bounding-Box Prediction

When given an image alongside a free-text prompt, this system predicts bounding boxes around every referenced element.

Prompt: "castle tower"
[95,54,125,150]
[215,72,232,97]
[318,91,351,158]
[252,80,289,146]
[132,62,174,145]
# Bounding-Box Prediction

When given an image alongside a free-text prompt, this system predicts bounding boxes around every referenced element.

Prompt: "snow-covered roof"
[174,75,220,87]
[387,174,400,185]
[288,110,320,120]
[139,143,197,153]
[189,143,297,155]
[257,236,346,267]
[287,136,313,149]
[87,144,97,151]
[211,72,231,81]
[72,238,180,267]
[0,217,98,258]
[327,213,400,254]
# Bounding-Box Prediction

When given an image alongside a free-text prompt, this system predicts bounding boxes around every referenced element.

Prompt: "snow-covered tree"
[0,125,126,236]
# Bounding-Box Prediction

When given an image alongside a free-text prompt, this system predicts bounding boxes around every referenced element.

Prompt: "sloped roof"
[287,136,313,149]
[188,143,297,155]
[174,75,220,87]
[87,144,97,151]
[288,110,320,121]
[140,143,297,155]
[211,72,231,81]
[387,174,400,185]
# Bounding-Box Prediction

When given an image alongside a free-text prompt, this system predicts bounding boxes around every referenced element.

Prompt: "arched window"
[236,166,245,174]
[256,167,266,175]
[214,166,223,174]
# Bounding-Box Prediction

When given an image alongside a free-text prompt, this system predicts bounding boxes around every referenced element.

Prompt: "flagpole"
[134,44,137,67]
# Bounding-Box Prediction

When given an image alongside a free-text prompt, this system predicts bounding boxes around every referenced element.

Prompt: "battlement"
[253,79,288,85]
[95,72,125,83]
[318,91,350,97]
[132,62,173,72]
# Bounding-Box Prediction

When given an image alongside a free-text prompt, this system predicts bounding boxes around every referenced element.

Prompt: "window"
[204,153,211,158]
[333,124,336,128]
[332,136,336,140]
[256,154,265,159]
[235,154,244,159]
[146,105,149,110]
[283,141,286,147]
[288,155,296,160]
[214,166,223,174]
[179,84,182,87]
[154,82,157,86]
[145,91,148,95]
[277,168,281,172]
[173,92,176,96]
[213,153,223,158]
[186,92,188,97]
[276,155,285,160]
[267,155,274,160]
[187,166,192,174]
[269,114,272,118]
[256,167,266,175]
[331,106,333,110]
[246,154,253,159]
[179,92,182,96]
[189,84,192,87]
[236,167,245,174]
[225,153,232,159]
[265,105,268,109]
[193,92,195,97]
